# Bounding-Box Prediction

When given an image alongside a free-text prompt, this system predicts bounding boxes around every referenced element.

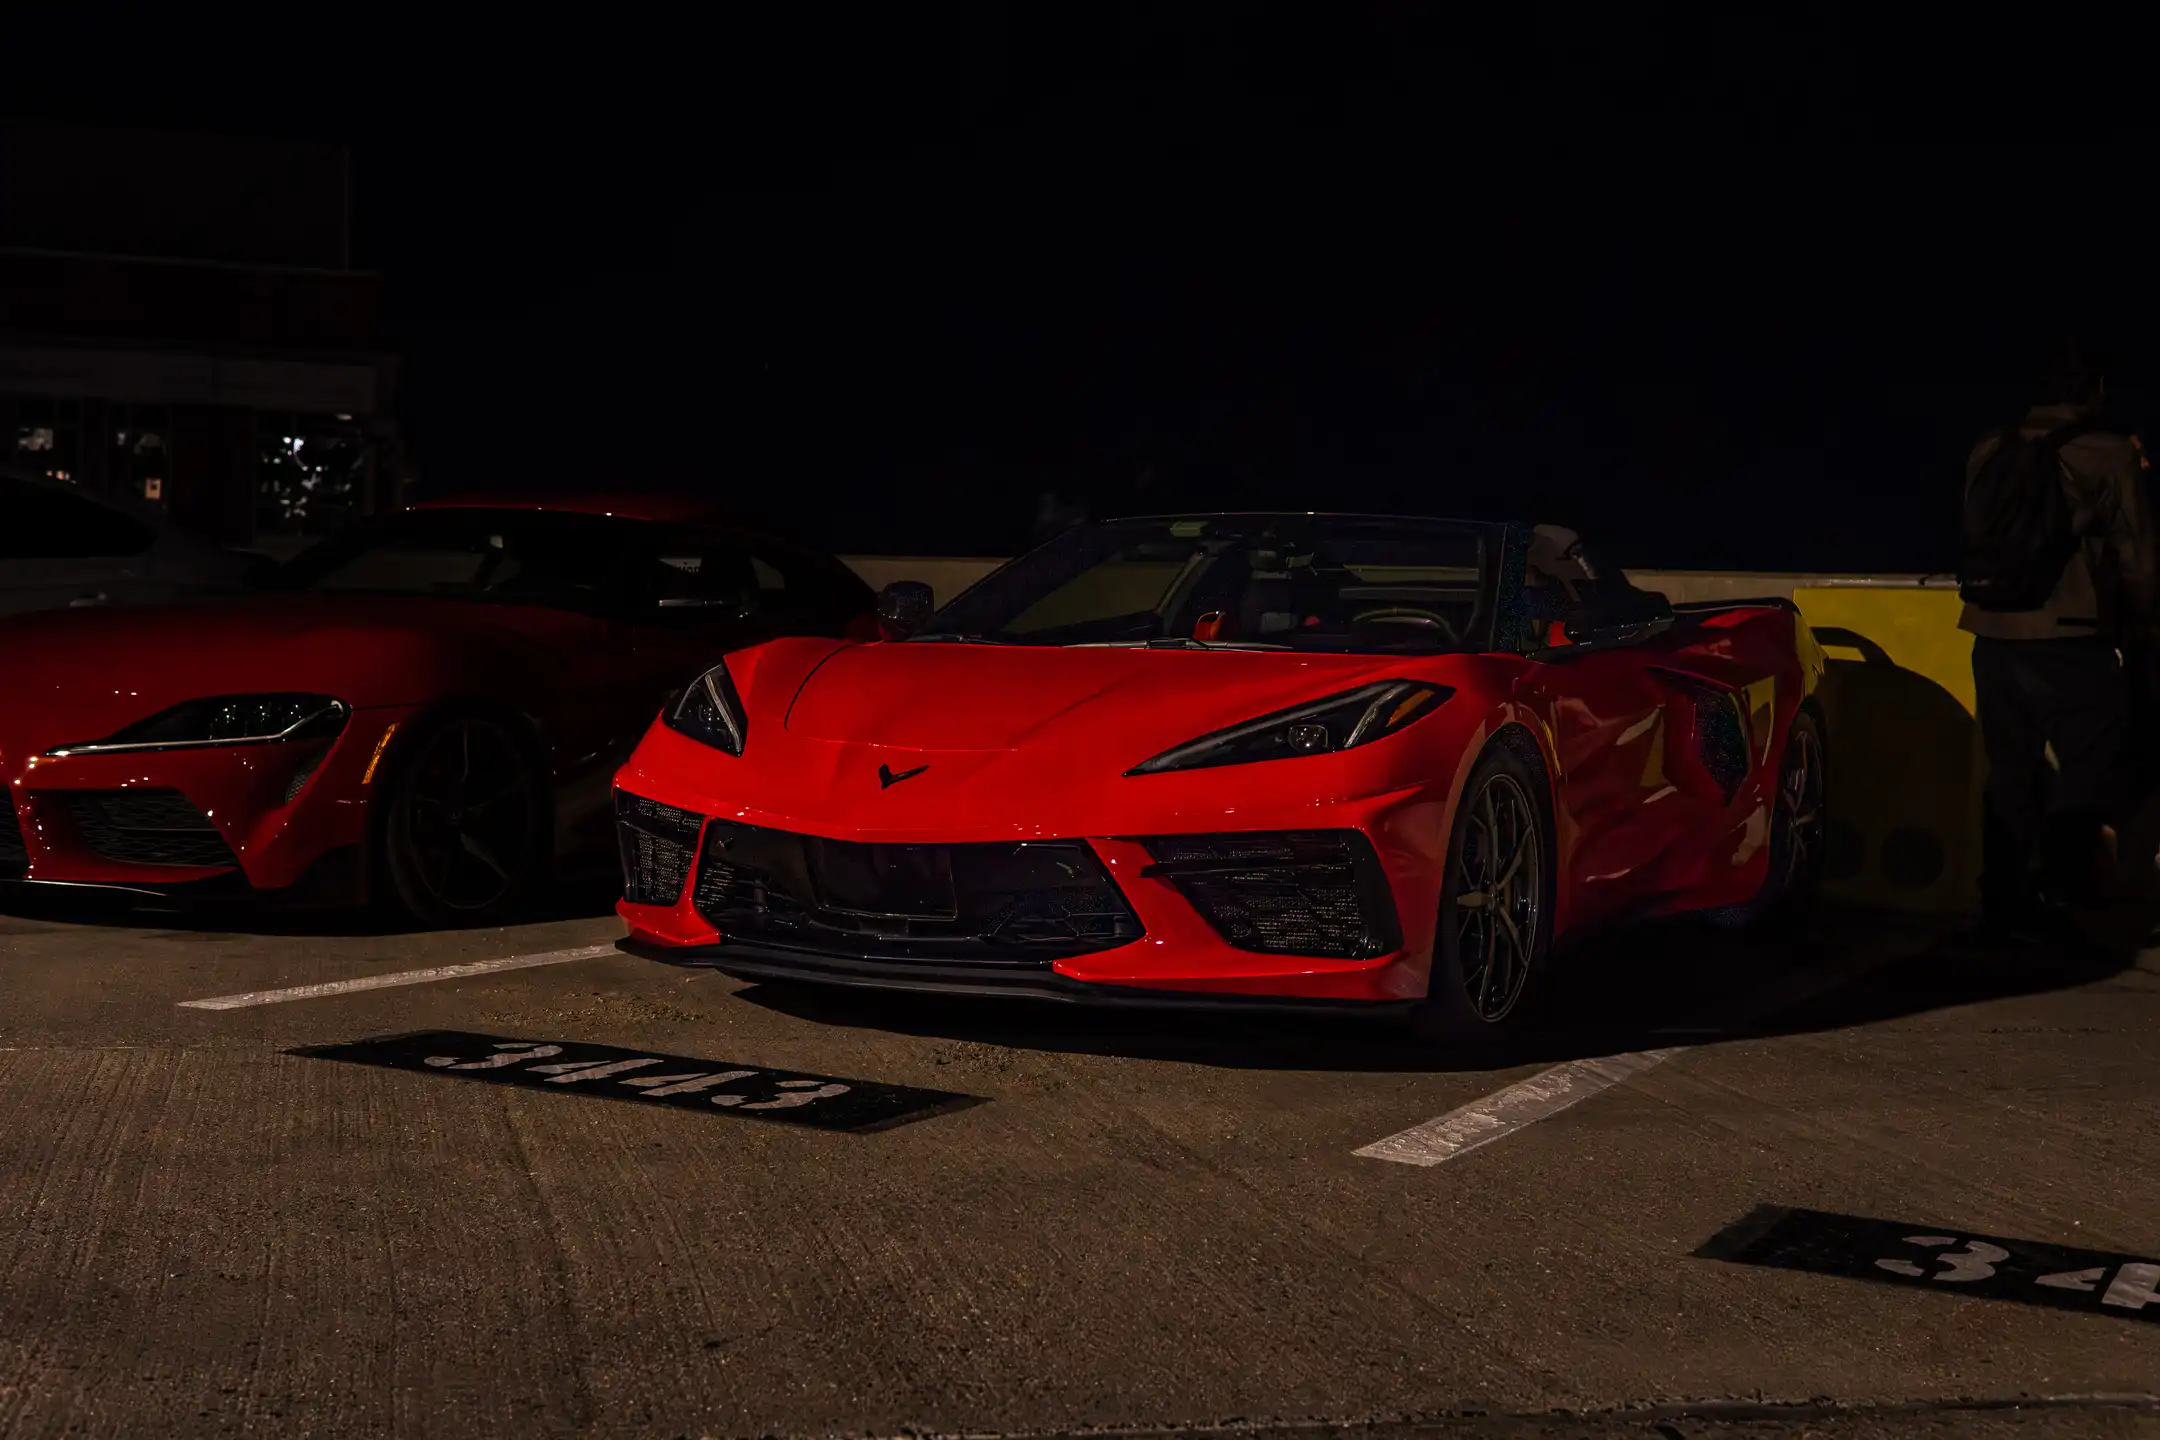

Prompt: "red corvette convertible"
[0,497,875,923]
[613,514,1828,1039]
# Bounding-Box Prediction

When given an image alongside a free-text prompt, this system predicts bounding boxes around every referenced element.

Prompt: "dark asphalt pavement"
[2,894,2156,1440]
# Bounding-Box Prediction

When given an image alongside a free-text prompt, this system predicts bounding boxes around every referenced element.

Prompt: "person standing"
[1958,341,2157,934]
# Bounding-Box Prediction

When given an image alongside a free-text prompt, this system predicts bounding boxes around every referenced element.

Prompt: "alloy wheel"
[1452,771,1543,1023]
[1774,722,1825,894]
[397,719,540,914]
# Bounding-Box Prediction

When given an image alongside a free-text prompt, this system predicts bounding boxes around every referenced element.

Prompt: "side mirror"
[876,580,935,641]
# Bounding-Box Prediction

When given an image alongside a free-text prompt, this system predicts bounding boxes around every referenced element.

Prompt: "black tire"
[1708,706,1827,933]
[1410,735,1557,1047]
[378,711,549,927]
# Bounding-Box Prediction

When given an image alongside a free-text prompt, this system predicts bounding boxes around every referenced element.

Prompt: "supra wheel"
[1411,737,1556,1047]
[379,713,548,927]
[1708,707,1827,933]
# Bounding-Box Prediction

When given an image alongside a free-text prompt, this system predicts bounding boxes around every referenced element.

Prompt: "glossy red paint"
[0,503,873,908]
[614,602,1823,1005]
[10,703,418,893]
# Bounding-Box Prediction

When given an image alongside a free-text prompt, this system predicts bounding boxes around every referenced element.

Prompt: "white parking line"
[177,943,622,1011]
[1354,1047,1683,1166]
[1355,941,1910,1167]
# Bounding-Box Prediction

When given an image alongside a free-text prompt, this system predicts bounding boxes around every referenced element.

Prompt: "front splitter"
[620,936,1415,1015]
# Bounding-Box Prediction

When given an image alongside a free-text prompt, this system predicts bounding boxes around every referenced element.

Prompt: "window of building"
[4,395,82,486]
[109,403,169,509]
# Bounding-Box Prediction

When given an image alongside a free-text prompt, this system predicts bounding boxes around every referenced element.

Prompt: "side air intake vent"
[1139,829,1401,960]
[1650,668,1751,804]
[615,791,705,905]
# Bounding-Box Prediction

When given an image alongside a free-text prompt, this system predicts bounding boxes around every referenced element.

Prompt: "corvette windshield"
[921,515,1492,653]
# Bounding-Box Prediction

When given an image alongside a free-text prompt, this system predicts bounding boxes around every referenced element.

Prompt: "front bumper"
[612,771,1453,1006]
[0,706,417,902]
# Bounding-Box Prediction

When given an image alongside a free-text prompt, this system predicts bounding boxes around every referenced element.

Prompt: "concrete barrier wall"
[839,557,1961,609]
[246,539,1952,613]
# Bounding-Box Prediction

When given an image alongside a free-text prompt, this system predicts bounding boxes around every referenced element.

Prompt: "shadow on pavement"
[730,907,2149,1075]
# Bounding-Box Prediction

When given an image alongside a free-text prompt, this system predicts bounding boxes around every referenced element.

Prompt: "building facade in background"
[0,121,399,551]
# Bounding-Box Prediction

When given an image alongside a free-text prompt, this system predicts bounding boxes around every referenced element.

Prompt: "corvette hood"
[781,642,1409,754]
[0,594,591,757]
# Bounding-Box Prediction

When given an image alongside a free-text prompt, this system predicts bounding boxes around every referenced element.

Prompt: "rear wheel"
[380,713,547,927]
[1410,737,1556,1047]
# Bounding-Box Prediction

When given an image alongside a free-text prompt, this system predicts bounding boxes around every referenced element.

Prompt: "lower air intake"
[1140,829,1401,960]
[0,792,26,879]
[692,823,1142,964]
[615,791,705,905]
[58,789,237,868]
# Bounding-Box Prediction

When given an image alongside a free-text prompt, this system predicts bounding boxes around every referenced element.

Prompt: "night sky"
[6,6,2154,570]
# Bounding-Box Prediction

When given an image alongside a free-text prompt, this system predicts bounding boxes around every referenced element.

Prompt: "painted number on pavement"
[1698,1205,2160,1324]
[292,1030,980,1132]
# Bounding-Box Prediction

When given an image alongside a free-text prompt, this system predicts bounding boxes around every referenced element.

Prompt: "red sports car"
[0,496,876,923]
[613,514,1827,1039]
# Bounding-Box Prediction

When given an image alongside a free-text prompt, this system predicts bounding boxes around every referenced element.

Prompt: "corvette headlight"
[47,694,349,756]
[1127,681,1452,776]
[664,660,747,756]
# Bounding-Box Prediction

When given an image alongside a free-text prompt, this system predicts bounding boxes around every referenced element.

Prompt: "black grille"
[1140,829,1401,960]
[57,789,237,868]
[691,822,1142,964]
[0,792,26,879]
[1653,668,1751,803]
[616,791,705,905]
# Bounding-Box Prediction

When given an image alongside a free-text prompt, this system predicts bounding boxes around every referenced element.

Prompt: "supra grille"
[57,789,237,868]
[691,823,1142,964]
[615,791,704,905]
[0,792,26,879]
[1140,829,1401,960]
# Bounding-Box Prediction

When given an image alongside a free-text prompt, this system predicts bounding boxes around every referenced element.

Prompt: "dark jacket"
[1958,403,2156,643]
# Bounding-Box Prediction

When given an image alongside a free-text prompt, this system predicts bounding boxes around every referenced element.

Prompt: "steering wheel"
[1351,607,1460,646]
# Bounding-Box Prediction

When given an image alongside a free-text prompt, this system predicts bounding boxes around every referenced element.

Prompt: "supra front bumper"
[612,781,1455,1006]
[0,706,416,900]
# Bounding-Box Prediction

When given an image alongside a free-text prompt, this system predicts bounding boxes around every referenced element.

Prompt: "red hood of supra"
[0,593,599,759]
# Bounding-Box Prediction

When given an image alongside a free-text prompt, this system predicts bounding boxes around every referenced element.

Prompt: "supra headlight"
[1126,680,1451,776]
[47,694,349,757]
[664,659,747,756]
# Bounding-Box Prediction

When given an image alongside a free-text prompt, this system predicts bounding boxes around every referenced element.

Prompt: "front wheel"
[1410,738,1557,1047]
[379,713,548,927]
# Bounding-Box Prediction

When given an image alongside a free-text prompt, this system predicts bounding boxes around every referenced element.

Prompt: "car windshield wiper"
[904,632,1014,644]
